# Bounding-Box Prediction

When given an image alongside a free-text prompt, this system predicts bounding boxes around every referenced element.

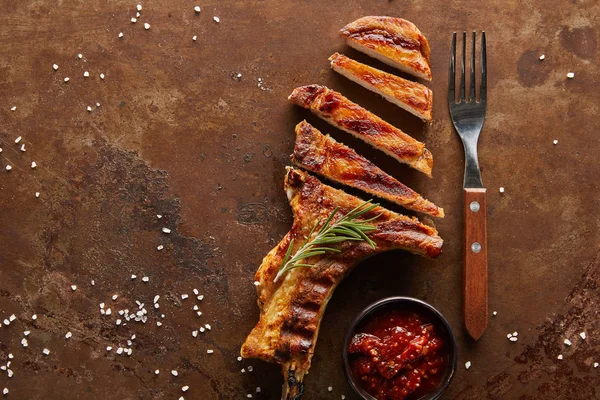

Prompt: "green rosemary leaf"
[274,200,381,283]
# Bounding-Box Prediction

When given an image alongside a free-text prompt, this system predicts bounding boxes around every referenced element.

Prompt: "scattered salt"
[465,361,472,370]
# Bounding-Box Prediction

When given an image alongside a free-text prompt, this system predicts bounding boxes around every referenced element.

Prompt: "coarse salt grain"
[564,338,572,346]
[509,336,518,342]
[136,4,142,11]
[193,288,199,295]
[247,395,252,399]
[112,294,118,301]
[567,72,575,79]
[192,330,198,337]
[100,73,105,80]
[492,311,497,316]
[237,356,242,361]
[32,314,37,320]
[499,187,505,193]
[181,294,189,300]
[157,245,164,251]
[131,274,137,279]
[256,387,261,393]
[192,35,197,41]
[11,106,16,111]
[253,281,260,286]
[9,315,15,322]
[42,348,50,356]
[105,308,112,316]
[3,388,8,395]
[144,23,150,30]
[162,227,171,234]
[156,321,162,327]
[131,17,137,23]
[594,362,599,368]
[106,346,112,351]
[71,285,77,291]
[35,192,40,198]
[247,366,253,372]
[557,354,563,360]
[553,140,558,145]
[83,71,89,77]
[171,370,178,376]
[194,6,201,13]
[20,144,25,152]
[31,161,37,168]
[213,16,220,23]
[580,332,586,340]
[5,165,12,171]
[65,331,72,339]
[87,106,92,112]
[118,32,124,38]
[207,349,214,354]
[155,369,160,374]
[21,338,28,347]
[78,53,83,59]
[539,54,545,60]
[153,295,160,303]
[64,77,70,82]
[116,347,123,354]
[142,276,149,282]
[15,136,21,143]
[328,386,333,392]
[182,386,189,392]
[465,361,472,369]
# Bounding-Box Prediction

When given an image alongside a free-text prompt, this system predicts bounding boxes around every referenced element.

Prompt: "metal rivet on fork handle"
[469,201,480,212]
[471,242,482,253]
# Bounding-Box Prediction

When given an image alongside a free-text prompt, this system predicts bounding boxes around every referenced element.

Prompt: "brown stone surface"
[0,1,599,399]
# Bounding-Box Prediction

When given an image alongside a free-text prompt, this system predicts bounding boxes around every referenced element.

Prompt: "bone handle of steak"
[463,188,488,340]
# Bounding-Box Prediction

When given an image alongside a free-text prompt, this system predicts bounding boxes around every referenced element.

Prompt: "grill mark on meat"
[347,28,421,51]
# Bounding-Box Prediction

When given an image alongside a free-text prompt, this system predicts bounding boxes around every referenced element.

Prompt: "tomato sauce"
[348,308,448,400]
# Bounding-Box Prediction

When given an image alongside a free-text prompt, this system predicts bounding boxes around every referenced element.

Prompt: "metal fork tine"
[469,32,476,103]
[480,31,487,103]
[449,32,456,102]
[459,31,466,102]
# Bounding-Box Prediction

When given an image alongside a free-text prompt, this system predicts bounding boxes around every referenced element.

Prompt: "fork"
[449,31,488,340]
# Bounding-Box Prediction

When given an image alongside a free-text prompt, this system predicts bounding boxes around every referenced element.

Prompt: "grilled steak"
[288,85,433,176]
[292,121,444,217]
[340,16,432,81]
[240,168,443,399]
[329,52,432,121]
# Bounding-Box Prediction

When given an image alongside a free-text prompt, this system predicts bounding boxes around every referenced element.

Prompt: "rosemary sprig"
[273,200,381,283]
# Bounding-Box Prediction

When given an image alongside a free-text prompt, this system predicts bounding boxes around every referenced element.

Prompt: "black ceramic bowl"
[343,297,458,400]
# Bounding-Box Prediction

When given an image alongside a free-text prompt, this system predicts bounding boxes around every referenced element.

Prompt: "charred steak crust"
[288,85,433,176]
[292,121,444,217]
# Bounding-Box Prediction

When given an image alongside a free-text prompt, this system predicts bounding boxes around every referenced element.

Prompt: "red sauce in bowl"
[348,308,448,400]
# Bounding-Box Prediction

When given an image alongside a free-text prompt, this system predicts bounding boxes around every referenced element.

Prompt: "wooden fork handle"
[463,188,488,340]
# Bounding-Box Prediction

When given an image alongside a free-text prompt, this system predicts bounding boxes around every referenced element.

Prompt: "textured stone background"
[0,0,598,399]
